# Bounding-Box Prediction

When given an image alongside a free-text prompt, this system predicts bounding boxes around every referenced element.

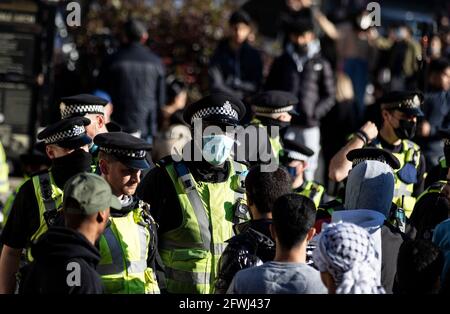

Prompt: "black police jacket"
[214,219,275,294]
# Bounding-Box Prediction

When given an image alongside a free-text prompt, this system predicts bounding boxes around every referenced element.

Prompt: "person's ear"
[99,159,108,175]
[97,208,109,223]
[97,114,106,129]
[306,227,316,242]
[46,145,55,159]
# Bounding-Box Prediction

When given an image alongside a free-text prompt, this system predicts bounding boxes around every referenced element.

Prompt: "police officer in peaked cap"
[329,91,426,218]
[93,132,160,294]
[138,93,249,294]
[0,117,93,294]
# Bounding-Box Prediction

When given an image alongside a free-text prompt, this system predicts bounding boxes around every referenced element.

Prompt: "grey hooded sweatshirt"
[331,160,404,293]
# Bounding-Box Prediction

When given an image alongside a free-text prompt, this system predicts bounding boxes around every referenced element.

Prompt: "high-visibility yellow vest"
[297,181,325,208]
[251,119,283,161]
[98,201,160,294]
[28,171,63,261]
[159,160,247,294]
[0,142,9,194]
[375,140,421,218]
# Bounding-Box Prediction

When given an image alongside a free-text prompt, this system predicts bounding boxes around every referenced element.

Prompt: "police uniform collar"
[60,94,109,119]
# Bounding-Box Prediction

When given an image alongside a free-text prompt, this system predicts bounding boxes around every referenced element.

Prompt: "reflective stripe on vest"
[30,172,63,242]
[376,140,420,217]
[0,142,9,194]
[298,181,325,208]
[98,207,160,294]
[160,159,246,294]
[416,180,447,203]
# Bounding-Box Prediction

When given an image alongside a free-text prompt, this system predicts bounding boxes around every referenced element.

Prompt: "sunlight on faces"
[101,158,141,196]
[231,22,251,45]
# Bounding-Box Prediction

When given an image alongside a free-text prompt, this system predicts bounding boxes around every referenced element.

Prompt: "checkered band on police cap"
[384,94,421,111]
[99,147,146,159]
[60,102,105,119]
[190,101,238,124]
[285,149,309,161]
[44,125,86,144]
[352,156,389,168]
[252,104,294,114]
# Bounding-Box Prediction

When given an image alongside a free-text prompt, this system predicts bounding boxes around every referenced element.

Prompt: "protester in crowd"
[313,222,385,294]
[433,218,450,285]
[215,165,292,294]
[20,172,118,294]
[266,18,335,181]
[227,193,326,294]
[158,76,188,131]
[395,239,444,294]
[97,18,165,140]
[209,10,263,122]
[416,58,450,170]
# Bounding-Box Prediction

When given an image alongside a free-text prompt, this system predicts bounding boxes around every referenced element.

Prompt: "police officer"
[94,132,160,294]
[425,128,450,188]
[138,93,249,294]
[59,94,111,171]
[0,117,93,293]
[280,127,324,207]
[329,91,426,218]
[1,142,51,229]
[248,90,298,164]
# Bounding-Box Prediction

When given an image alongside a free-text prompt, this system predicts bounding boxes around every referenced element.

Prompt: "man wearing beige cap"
[20,172,120,294]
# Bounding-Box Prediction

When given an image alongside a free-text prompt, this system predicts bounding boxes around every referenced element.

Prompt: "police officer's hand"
[360,121,378,143]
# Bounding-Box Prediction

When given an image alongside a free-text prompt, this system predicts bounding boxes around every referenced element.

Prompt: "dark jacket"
[209,39,263,100]
[20,227,103,294]
[214,219,275,294]
[98,42,166,138]
[265,48,335,127]
[416,91,450,169]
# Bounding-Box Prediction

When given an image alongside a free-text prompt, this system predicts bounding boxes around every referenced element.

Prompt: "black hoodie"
[20,227,103,294]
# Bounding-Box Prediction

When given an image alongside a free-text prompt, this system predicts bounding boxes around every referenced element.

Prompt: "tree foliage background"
[65,0,241,101]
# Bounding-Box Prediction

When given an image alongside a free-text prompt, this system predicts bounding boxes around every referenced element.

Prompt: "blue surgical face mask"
[89,143,99,154]
[286,166,297,178]
[202,135,235,166]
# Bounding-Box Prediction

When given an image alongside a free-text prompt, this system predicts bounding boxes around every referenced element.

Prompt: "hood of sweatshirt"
[344,160,395,218]
[31,227,101,266]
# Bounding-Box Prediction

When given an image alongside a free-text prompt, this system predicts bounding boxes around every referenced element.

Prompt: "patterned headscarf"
[313,222,385,294]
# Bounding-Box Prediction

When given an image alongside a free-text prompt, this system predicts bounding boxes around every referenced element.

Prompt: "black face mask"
[294,43,308,55]
[52,149,93,188]
[394,119,416,140]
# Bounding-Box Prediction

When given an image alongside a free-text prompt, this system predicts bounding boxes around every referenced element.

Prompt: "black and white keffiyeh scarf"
[312,222,385,294]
